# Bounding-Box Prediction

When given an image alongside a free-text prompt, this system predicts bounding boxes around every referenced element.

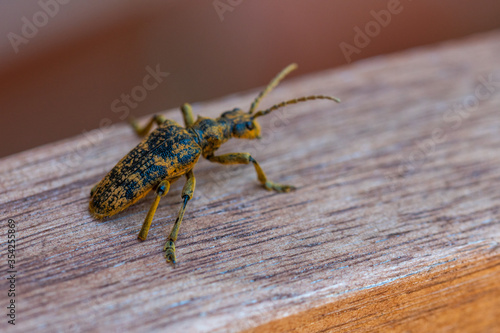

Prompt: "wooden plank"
[1,30,500,332]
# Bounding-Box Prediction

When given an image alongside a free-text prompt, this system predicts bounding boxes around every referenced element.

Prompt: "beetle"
[89,63,340,264]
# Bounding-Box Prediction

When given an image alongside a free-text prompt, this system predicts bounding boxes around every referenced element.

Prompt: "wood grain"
[1,31,500,332]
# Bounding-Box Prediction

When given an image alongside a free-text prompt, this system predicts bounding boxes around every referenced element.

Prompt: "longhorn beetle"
[89,63,340,264]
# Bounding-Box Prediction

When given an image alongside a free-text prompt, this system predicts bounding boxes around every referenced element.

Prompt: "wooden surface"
[1,31,500,332]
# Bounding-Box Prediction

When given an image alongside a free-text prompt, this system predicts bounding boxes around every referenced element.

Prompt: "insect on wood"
[89,63,340,265]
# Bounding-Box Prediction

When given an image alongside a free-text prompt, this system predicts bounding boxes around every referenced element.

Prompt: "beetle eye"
[245,122,254,130]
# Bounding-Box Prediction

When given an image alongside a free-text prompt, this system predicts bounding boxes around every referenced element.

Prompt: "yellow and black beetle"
[89,63,340,264]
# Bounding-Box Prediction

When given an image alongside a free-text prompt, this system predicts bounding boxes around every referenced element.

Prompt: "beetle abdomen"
[89,121,201,218]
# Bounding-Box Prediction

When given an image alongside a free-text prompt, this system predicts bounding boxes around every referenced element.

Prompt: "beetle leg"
[181,103,195,128]
[129,114,167,137]
[207,153,296,193]
[90,184,98,197]
[137,180,170,241]
[164,170,196,264]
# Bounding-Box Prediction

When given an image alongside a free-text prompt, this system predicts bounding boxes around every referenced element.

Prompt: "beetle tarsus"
[264,181,296,193]
[164,240,176,265]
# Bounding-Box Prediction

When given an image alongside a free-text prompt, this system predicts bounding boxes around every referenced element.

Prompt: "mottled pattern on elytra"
[89,120,201,217]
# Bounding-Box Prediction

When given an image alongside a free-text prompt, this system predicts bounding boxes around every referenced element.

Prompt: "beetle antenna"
[249,63,298,114]
[252,95,340,118]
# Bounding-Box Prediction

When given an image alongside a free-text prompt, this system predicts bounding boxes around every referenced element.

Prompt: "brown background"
[1,0,500,158]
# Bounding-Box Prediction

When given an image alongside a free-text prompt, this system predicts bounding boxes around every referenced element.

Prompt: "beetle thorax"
[189,117,232,157]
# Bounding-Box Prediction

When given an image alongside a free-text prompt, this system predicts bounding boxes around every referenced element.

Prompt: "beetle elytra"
[89,63,340,264]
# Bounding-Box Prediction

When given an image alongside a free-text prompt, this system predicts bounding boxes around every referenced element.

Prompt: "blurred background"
[1,0,500,158]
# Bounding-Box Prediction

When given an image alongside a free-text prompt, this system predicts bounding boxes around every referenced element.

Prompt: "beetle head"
[220,108,261,139]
